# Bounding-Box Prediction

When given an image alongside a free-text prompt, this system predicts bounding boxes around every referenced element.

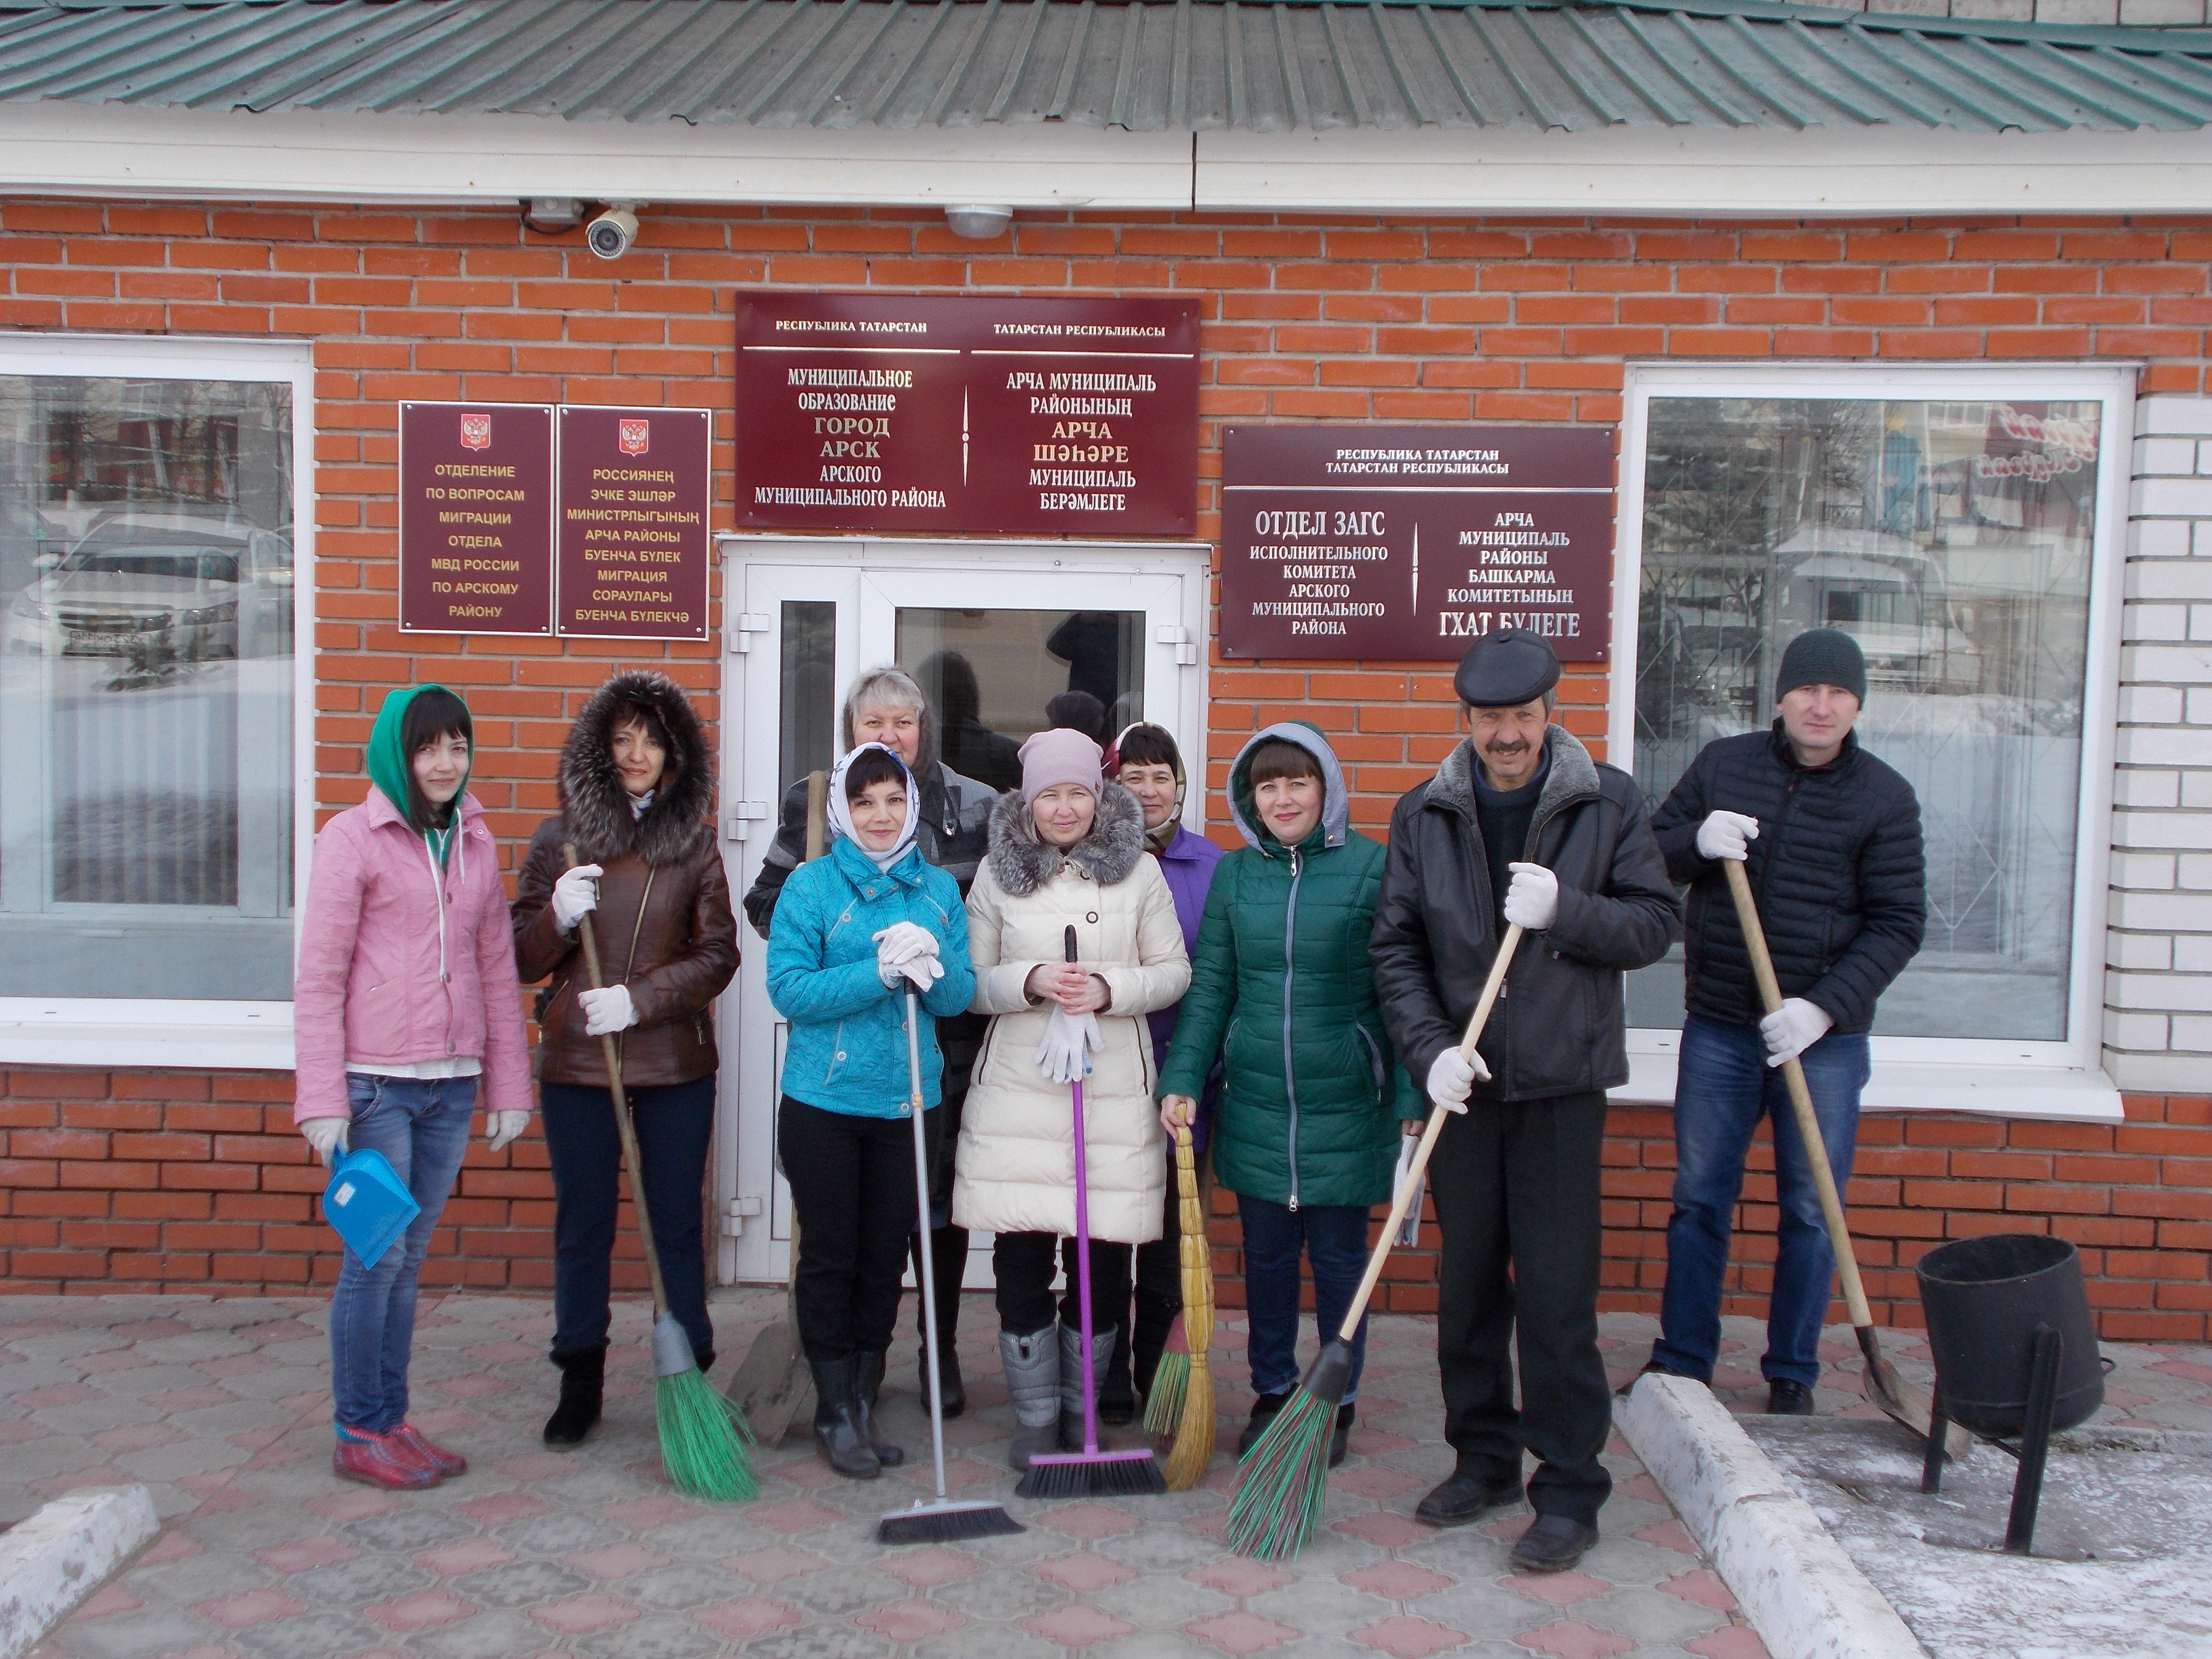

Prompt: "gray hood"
[1227,721,1349,854]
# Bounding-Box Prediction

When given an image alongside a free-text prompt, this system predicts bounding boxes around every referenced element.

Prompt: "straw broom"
[1224,924,1524,1560]
[565,844,755,1502]
[1159,1122,1215,1490]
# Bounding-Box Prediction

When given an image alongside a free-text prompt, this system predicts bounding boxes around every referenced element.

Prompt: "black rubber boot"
[542,1346,606,1449]
[808,1357,880,1479]
[854,1349,904,1467]
[912,1226,967,1419]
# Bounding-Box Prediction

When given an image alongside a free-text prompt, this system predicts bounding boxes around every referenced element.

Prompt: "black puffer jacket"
[1371,727,1681,1103]
[1649,723,1924,1034]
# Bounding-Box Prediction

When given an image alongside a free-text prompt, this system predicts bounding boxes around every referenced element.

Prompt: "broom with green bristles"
[1224,923,1524,1560]
[566,845,755,1503]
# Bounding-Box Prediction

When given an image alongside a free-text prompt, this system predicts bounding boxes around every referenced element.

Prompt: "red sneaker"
[333,1429,442,1490]
[390,1423,466,1478]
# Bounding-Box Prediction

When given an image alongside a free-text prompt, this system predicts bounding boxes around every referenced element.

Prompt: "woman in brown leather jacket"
[511,670,738,1447]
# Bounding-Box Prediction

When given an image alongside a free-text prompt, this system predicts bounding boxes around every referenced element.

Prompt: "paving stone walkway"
[6,1291,2201,1658]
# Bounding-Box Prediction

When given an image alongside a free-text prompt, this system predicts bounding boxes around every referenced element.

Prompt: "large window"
[1620,370,2125,1067]
[0,342,304,1011]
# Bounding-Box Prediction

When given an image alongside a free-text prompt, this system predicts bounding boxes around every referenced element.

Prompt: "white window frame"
[0,334,313,1069]
[1611,362,2132,1123]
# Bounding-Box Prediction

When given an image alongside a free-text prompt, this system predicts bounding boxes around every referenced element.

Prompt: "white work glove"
[552,864,601,934]
[580,983,638,1036]
[1502,862,1559,932]
[1425,1045,1491,1115]
[1761,998,1834,1068]
[1696,812,1759,863]
[486,1110,530,1153]
[301,1116,349,1168]
[1035,1006,1100,1084]
[873,922,943,990]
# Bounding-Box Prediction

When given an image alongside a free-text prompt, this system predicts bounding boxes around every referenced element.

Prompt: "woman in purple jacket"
[1094,722,1225,1422]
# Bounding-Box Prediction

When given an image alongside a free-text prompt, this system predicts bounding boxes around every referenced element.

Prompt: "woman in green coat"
[1158,722,1418,1468]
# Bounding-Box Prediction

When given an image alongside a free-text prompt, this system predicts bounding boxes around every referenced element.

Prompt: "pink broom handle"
[1062,926,1101,1451]
[1334,923,1523,1343]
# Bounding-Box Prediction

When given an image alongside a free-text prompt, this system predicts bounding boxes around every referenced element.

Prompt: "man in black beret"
[1632,628,1924,1415]
[1370,628,1680,1572]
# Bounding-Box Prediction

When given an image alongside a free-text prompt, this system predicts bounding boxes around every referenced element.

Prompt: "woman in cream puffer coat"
[953,729,1190,1467]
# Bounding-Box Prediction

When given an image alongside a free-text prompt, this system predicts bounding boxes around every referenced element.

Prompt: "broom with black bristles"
[1225,923,1525,1560]
[1017,926,1169,1501]
[565,845,755,1503]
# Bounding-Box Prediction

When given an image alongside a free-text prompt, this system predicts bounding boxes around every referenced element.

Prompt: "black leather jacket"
[1370,728,1681,1104]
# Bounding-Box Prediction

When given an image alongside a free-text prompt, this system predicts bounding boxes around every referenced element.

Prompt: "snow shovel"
[728,769,828,1443]
[1723,858,1969,1460]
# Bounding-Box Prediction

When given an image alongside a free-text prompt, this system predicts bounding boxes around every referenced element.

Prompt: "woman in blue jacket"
[768,743,975,1479]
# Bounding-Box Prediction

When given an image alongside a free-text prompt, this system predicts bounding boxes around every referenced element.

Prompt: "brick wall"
[3,198,2212,1334]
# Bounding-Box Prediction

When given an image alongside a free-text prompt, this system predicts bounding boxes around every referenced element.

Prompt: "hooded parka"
[512,671,739,1089]
[951,783,1191,1245]
[1158,724,1418,1211]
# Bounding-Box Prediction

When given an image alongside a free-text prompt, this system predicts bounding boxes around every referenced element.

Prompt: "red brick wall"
[2,198,2210,1334]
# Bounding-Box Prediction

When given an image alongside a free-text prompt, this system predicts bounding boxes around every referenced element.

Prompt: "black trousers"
[1098,1159,1182,1399]
[542,1075,716,1363]
[1429,1090,1612,1526]
[994,1231,1130,1335]
[778,1095,919,1362]
[907,1013,981,1351]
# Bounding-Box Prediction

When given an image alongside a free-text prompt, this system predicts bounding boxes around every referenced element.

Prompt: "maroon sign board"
[734,291,1201,538]
[1219,426,1617,662]
[398,402,555,636]
[556,406,711,640]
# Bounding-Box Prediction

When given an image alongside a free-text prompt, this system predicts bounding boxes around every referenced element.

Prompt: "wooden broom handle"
[804,769,827,861]
[1721,858,1874,1329]
[1336,922,1525,1342]
[565,843,671,1317]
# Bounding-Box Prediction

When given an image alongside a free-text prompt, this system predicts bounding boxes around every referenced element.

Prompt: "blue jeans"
[1653,1015,1871,1389]
[329,1073,477,1433]
[1237,1195,1371,1404]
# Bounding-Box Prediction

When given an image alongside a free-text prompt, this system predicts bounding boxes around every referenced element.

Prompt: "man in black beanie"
[1370,629,1679,1573]
[1633,628,1925,1415]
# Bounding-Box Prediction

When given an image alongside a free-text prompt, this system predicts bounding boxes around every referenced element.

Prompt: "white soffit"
[1194,123,2212,216]
[5,101,2212,216]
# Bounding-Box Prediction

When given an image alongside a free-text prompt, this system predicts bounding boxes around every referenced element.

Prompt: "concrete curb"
[1614,1376,1928,1659]
[0,1486,158,1659]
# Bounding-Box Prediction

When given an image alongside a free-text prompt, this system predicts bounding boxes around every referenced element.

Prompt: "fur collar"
[557,670,715,866]
[986,781,1146,897]
[1430,725,1600,825]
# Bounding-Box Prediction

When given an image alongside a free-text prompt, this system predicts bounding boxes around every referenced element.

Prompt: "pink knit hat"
[1019,727,1103,804]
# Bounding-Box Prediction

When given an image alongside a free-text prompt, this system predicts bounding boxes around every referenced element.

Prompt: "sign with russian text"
[1219,425,1616,662]
[397,401,554,636]
[734,291,1200,538]
[556,406,711,640]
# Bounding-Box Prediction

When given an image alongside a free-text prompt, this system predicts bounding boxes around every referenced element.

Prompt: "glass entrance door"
[715,539,1207,1286]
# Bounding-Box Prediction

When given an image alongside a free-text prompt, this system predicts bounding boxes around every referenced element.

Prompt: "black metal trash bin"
[1915,1234,2103,1438]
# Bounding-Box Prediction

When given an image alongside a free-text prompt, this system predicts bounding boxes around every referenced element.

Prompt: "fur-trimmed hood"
[558,670,716,866]
[985,779,1146,897]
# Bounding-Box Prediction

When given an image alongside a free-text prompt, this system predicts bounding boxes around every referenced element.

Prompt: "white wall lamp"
[945,204,1013,240]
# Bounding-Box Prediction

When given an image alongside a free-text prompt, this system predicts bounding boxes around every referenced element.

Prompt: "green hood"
[367,684,470,865]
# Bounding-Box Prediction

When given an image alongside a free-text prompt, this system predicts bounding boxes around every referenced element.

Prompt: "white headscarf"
[826,742,920,872]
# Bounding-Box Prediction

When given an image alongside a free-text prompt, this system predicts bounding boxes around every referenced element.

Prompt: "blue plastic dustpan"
[322,1147,420,1268]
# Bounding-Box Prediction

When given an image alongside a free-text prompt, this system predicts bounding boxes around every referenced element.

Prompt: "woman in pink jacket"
[295,685,533,1490]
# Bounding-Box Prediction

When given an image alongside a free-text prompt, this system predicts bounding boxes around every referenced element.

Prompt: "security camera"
[586,204,640,260]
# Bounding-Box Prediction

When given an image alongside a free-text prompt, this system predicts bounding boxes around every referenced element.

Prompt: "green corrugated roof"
[2,0,2211,132]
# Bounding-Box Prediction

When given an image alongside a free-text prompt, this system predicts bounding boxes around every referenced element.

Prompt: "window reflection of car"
[3,515,290,661]
[0,489,60,598]
[1773,527,1981,694]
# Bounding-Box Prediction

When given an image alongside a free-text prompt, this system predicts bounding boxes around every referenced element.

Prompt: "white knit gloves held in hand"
[1761,998,1833,1069]
[1035,1006,1099,1084]
[1696,811,1759,862]
[872,922,943,990]
[580,984,638,1036]
[552,863,601,933]
[301,1116,349,1168]
[1502,862,1559,931]
[485,1110,530,1153]
[1425,1045,1491,1115]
